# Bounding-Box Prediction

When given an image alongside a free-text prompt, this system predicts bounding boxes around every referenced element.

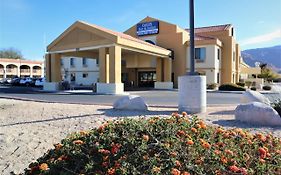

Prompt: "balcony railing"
[6,68,17,73]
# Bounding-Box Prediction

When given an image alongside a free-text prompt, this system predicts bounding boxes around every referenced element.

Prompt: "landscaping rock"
[235,102,281,126]
[240,90,270,105]
[113,95,148,111]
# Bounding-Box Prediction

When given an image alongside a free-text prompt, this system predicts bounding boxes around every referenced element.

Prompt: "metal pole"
[189,0,195,75]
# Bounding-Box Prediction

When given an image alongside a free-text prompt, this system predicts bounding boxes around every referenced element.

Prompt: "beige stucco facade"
[44,17,242,93]
[0,58,44,79]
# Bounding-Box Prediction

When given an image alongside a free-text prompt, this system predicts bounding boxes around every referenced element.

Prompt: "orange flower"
[143,155,149,160]
[258,147,267,159]
[214,149,221,155]
[175,160,181,167]
[195,159,203,164]
[171,168,181,175]
[191,127,197,133]
[202,142,211,149]
[182,111,187,116]
[99,149,111,155]
[39,163,49,171]
[216,128,224,134]
[200,124,207,129]
[177,130,186,137]
[220,156,228,164]
[170,152,177,157]
[182,172,191,175]
[54,143,63,151]
[79,130,89,136]
[57,155,68,161]
[195,124,201,129]
[142,134,149,141]
[107,168,116,175]
[186,140,194,145]
[225,149,234,156]
[229,165,240,173]
[73,140,84,145]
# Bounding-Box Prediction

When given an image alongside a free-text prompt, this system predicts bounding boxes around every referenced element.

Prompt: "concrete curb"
[0,95,236,108]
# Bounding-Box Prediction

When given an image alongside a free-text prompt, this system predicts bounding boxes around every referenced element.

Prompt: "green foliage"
[245,81,252,88]
[0,47,23,59]
[271,99,281,117]
[258,64,279,82]
[23,115,281,175]
[236,82,245,87]
[263,85,272,91]
[219,83,246,91]
[207,83,218,90]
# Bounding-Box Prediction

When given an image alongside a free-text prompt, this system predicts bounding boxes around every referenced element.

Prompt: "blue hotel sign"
[137,21,159,36]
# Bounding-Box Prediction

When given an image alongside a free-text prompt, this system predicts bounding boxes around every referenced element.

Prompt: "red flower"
[229,165,240,173]
[107,168,116,175]
[171,168,181,175]
[111,143,121,154]
[99,149,111,155]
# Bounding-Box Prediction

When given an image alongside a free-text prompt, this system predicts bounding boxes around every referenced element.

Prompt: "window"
[195,48,206,62]
[70,58,75,67]
[168,49,174,60]
[82,58,87,67]
[231,27,234,36]
[96,58,99,66]
[60,59,64,66]
[82,73,88,78]
[217,48,220,60]
[217,73,220,84]
[70,73,75,81]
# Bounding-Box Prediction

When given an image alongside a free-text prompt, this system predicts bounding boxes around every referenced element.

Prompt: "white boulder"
[235,102,281,126]
[113,95,148,111]
[240,90,270,105]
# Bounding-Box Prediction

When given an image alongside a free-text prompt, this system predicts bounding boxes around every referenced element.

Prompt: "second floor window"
[82,58,87,67]
[70,58,74,67]
[195,48,206,62]
[217,48,220,60]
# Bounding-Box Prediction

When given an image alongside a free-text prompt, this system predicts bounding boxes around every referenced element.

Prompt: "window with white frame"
[70,58,75,67]
[82,73,88,78]
[217,48,220,60]
[195,48,206,62]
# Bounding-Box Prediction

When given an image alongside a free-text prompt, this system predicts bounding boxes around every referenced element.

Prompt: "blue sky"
[0,0,280,60]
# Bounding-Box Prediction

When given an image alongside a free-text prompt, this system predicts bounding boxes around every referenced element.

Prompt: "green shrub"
[23,115,281,175]
[250,87,257,91]
[272,99,281,117]
[207,83,218,90]
[219,83,246,91]
[263,85,272,91]
[236,82,245,87]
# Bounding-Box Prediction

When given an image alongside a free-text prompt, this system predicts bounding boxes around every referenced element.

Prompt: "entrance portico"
[44,21,172,94]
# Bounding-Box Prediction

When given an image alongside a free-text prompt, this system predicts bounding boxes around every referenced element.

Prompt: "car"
[11,78,21,86]
[19,77,34,86]
[0,78,12,84]
[35,77,45,87]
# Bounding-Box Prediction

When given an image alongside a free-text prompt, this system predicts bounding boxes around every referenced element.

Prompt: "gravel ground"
[0,99,280,174]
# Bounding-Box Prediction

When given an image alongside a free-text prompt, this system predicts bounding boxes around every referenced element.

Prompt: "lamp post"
[189,0,195,75]
[178,0,206,114]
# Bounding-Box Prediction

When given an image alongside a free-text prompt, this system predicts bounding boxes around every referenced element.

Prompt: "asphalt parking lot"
[0,85,244,106]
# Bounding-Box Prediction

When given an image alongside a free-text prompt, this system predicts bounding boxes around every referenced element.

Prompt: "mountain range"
[242,45,281,73]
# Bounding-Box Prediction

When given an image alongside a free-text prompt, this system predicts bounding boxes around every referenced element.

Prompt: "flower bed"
[23,114,281,175]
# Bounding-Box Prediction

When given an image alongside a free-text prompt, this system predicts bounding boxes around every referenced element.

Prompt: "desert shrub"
[272,99,281,117]
[207,83,218,90]
[236,82,245,87]
[23,115,281,175]
[219,83,246,91]
[263,85,272,91]
[250,87,257,91]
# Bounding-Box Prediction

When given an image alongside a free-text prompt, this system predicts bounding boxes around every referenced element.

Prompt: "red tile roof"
[194,34,217,41]
[0,58,43,64]
[186,24,232,33]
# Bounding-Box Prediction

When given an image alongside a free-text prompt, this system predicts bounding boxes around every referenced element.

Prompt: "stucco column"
[45,54,51,82]
[50,53,62,82]
[109,45,121,83]
[30,67,33,78]
[164,58,172,82]
[156,57,163,82]
[3,66,6,78]
[99,47,109,83]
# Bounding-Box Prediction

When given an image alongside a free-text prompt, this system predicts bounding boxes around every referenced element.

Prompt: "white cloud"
[240,29,281,46]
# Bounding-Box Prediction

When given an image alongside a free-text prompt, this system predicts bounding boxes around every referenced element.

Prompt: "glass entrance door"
[138,71,156,87]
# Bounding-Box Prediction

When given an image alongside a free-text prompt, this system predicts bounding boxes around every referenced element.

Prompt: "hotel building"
[44,16,241,94]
